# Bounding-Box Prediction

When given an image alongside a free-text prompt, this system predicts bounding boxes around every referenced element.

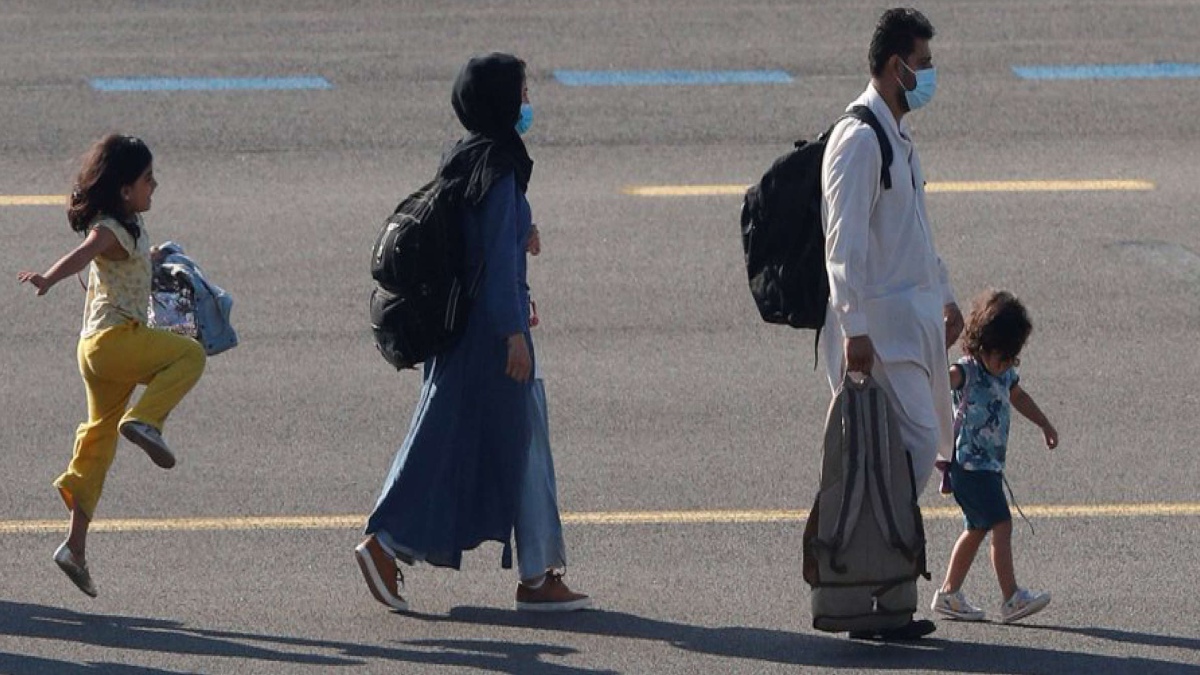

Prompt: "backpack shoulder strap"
[843,105,893,190]
[863,383,920,561]
[825,379,869,571]
[952,359,974,440]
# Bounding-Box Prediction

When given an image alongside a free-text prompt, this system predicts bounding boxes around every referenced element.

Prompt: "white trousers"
[821,292,953,494]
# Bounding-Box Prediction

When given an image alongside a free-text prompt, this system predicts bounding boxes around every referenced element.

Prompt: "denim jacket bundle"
[147,241,238,356]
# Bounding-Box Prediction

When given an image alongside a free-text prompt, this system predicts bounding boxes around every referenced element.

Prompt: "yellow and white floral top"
[80,216,151,337]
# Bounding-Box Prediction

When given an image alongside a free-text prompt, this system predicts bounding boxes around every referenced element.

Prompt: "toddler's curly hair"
[960,289,1032,360]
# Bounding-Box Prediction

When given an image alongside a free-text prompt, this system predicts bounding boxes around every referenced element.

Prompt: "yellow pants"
[55,322,206,518]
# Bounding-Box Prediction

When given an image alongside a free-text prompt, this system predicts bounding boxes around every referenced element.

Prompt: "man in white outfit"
[820,7,963,640]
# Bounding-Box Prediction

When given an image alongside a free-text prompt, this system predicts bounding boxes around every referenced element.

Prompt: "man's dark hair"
[869,8,935,76]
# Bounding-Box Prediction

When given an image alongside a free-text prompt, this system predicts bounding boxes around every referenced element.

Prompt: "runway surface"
[1,2,1198,673]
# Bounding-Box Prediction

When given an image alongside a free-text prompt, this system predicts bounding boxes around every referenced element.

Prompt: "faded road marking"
[1013,63,1200,80]
[555,70,792,86]
[0,195,68,206]
[624,180,1154,197]
[2,502,1197,535]
[91,76,333,92]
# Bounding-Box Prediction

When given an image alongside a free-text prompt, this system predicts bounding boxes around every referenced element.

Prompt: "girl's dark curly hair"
[960,289,1032,361]
[67,134,152,243]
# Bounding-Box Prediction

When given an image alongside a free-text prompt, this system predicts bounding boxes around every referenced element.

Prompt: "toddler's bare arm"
[1010,384,1058,449]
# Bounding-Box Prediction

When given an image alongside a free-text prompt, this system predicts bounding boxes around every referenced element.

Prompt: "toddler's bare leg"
[942,528,986,592]
[990,519,1017,600]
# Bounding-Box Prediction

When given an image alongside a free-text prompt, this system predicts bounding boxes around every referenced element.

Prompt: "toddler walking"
[931,289,1058,623]
[18,134,206,598]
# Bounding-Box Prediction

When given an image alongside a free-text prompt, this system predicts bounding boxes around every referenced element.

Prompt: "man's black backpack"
[740,106,893,333]
[369,178,476,370]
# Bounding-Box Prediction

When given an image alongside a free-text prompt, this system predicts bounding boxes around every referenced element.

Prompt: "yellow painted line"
[926,179,1154,193]
[1,502,1196,535]
[623,180,1155,197]
[564,502,1200,523]
[0,515,363,535]
[0,195,68,206]
[626,185,747,196]
[562,509,804,525]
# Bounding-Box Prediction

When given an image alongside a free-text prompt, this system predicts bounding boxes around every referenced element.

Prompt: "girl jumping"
[18,134,206,598]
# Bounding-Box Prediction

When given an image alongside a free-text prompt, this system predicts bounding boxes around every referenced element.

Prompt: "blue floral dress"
[952,356,1019,472]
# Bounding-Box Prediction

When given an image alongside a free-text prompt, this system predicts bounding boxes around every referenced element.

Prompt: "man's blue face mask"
[515,102,534,135]
[897,61,937,111]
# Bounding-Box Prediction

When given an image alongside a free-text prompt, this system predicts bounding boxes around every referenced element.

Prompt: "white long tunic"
[819,83,955,491]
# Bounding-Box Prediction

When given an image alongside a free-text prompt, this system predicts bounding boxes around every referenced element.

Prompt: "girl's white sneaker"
[1000,587,1051,623]
[931,589,986,621]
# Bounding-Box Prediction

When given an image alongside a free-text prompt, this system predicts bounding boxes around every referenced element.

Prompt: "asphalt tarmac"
[1,2,1198,673]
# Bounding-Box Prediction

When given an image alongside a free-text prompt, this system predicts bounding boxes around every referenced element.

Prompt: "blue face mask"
[515,102,533,135]
[898,61,937,110]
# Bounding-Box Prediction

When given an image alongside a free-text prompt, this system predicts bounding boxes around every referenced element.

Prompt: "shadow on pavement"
[5,599,1193,674]
[0,600,357,670]
[328,639,618,675]
[182,630,619,675]
[0,652,193,675]
[1030,624,1200,652]
[420,606,1199,675]
[0,600,615,675]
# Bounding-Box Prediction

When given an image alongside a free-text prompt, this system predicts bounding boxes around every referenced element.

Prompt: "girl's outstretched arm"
[17,226,122,296]
[1010,383,1058,449]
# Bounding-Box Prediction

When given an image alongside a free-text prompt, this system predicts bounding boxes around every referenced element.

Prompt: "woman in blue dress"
[355,52,590,613]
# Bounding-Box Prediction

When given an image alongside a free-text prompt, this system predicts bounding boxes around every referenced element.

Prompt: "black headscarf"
[439,52,534,204]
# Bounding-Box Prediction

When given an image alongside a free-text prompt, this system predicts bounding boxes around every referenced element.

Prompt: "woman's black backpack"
[369,178,476,370]
[740,106,892,332]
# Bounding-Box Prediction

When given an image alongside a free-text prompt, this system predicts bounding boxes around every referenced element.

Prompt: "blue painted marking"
[554,70,792,86]
[1012,63,1200,80]
[90,76,333,92]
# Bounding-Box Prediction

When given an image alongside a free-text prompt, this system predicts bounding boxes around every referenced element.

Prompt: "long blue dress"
[366,172,533,570]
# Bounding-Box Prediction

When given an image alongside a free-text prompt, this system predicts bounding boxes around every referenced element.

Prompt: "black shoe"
[119,421,176,469]
[849,619,936,641]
